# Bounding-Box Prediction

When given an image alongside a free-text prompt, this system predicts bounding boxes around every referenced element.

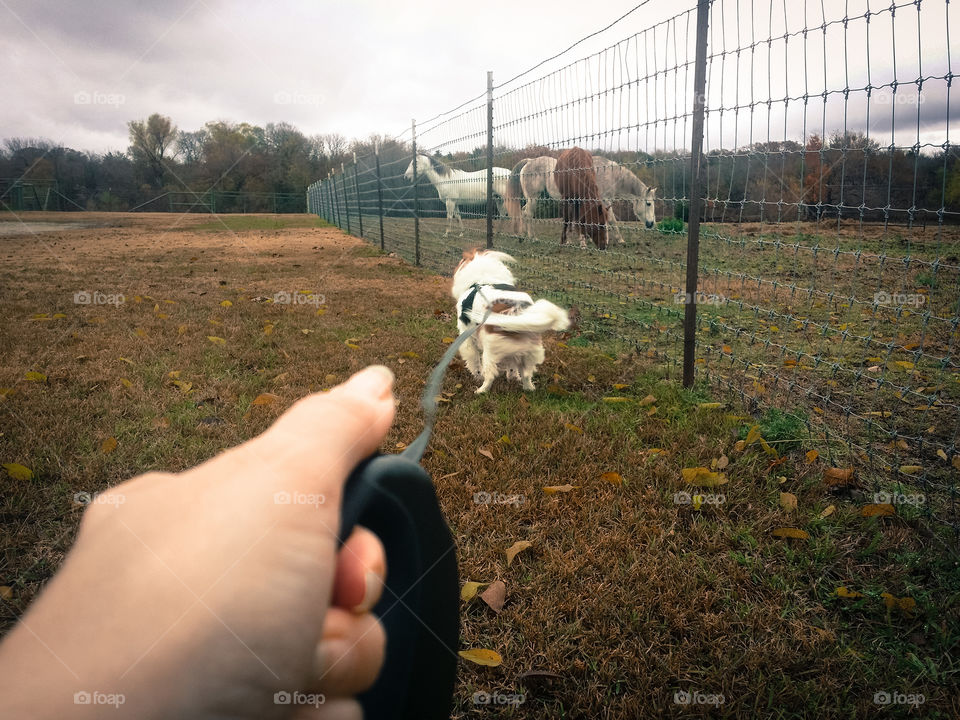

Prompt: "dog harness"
[458,283,517,324]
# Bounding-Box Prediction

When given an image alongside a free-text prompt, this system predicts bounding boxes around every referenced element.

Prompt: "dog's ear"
[462,248,478,261]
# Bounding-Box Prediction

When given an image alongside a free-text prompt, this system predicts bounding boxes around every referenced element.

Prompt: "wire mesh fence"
[308,0,960,537]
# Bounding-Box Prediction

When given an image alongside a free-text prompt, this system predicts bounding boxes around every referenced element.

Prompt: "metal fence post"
[486,70,495,249]
[340,163,352,235]
[331,171,342,229]
[682,0,710,389]
[375,147,385,251]
[412,118,420,267]
[352,152,364,238]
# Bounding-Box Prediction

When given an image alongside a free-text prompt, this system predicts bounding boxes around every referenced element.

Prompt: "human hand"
[0,365,396,719]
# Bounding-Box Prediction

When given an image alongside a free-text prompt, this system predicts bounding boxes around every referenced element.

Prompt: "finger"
[289,697,361,720]
[332,526,386,613]
[237,365,395,503]
[313,608,386,696]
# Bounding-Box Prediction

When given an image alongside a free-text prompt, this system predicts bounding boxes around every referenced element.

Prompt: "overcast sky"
[2,0,955,156]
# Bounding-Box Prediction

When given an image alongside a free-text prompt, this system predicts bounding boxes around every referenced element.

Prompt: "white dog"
[452,249,570,393]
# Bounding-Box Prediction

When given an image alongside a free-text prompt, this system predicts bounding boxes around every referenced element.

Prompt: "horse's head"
[632,186,657,229]
[583,199,609,250]
[404,154,439,182]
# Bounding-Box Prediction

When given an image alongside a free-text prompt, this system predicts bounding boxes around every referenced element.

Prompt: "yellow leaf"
[400,351,419,358]
[207,336,226,345]
[602,397,631,403]
[2,463,33,481]
[24,371,47,383]
[780,492,798,512]
[498,434,511,445]
[893,361,915,370]
[733,440,746,452]
[441,337,455,344]
[937,449,948,461]
[458,649,502,667]
[586,374,596,383]
[682,467,728,487]
[220,300,233,307]
[168,370,181,379]
[638,394,656,406]
[745,425,761,446]
[835,586,863,599]
[770,325,779,332]
[156,312,169,320]
[698,402,723,409]
[505,540,532,566]
[612,383,629,390]
[178,324,187,335]
[564,423,583,434]
[772,527,810,539]
[101,436,118,454]
[263,324,274,335]
[172,380,193,394]
[899,465,923,476]
[316,307,327,316]
[722,345,732,353]
[758,438,779,458]
[860,503,895,517]
[345,342,360,350]
[805,449,819,463]
[52,312,66,319]
[600,472,623,486]
[251,393,280,406]
[120,378,133,388]
[134,327,147,338]
[819,505,836,519]
[543,484,579,495]
[461,582,487,601]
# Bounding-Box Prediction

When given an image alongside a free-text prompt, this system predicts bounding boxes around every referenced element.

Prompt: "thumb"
[242,365,396,502]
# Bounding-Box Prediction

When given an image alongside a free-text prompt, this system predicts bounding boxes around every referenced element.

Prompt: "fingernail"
[343,365,393,399]
[353,570,382,614]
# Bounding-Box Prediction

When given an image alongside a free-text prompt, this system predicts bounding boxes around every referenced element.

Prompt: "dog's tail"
[470,299,571,333]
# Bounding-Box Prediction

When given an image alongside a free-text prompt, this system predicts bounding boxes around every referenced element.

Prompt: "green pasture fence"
[0,179,63,211]
[308,0,960,539]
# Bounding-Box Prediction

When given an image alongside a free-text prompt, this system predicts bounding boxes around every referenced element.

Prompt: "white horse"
[592,156,657,243]
[503,156,561,238]
[403,153,512,237]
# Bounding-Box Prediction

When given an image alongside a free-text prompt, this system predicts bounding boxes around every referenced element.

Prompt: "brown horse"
[554,147,608,250]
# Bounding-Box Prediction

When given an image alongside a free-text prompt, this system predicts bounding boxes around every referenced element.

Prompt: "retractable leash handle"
[337,317,487,720]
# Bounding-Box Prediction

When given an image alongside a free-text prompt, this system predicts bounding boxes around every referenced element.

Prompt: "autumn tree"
[127,113,178,189]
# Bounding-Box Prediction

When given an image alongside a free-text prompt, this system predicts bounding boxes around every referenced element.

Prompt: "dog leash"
[336,306,490,720]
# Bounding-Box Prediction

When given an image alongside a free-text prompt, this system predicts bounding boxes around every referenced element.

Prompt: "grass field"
[1,211,958,718]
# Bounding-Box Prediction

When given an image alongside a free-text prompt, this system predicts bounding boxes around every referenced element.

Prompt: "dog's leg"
[520,346,545,391]
[475,353,499,394]
[458,335,483,380]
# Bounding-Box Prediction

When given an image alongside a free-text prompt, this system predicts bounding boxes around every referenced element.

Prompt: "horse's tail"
[504,159,527,232]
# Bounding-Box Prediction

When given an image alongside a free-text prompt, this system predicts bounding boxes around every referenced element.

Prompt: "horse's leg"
[524,198,536,239]
[443,198,457,237]
[454,201,464,237]
[606,201,625,244]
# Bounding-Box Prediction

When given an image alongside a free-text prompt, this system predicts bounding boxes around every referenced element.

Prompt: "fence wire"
[308,0,959,537]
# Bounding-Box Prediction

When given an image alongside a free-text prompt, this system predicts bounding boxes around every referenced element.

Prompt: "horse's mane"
[419,153,451,177]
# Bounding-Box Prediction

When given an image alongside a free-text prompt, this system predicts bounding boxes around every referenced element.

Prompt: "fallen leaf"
[171,380,193,394]
[263,324,274,335]
[716,455,729,470]
[681,467,728,487]
[780,492,798,512]
[860,503,896,517]
[505,540,532,566]
[251,393,280,406]
[480,580,506,612]
[600,471,623,485]
[805,449,819,463]
[745,425,762,446]
[220,300,233,307]
[612,383,629,390]
[101,436,118,454]
[899,465,923,475]
[543,484,579,495]
[835,586,863,599]
[24,371,47,383]
[733,440,746,452]
[207,336,226,346]
[819,505,836,519]
[2,463,33,481]
[498,434,511,445]
[564,423,583,434]
[639,394,657,406]
[458,649,502,667]
[772,527,810,539]
[478,448,494,461]
[119,378,133,388]
[345,342,360,350]
[824,467,855,486]
[0,586,11,600]
[441,337,455,344]
[586,374,596,383]
[602,396,631,403]
[698,402,723,409]
[936,449,948,461]
[461,581,487,602]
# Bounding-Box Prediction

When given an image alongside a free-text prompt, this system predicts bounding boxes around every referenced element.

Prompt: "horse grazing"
[503,156,562,238]
[403,153,512,237]
[554,147,608,250]
[592,156,657,243]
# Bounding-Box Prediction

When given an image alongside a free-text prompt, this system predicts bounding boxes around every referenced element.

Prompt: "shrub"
[657,217,684,234]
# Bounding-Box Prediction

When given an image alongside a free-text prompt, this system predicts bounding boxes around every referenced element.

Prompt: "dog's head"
[451,249,517,299]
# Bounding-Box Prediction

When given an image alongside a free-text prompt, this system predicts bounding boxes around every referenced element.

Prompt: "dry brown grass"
[0,212,957,718]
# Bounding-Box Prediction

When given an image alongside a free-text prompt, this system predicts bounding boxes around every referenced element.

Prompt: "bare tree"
[128,113,178,188]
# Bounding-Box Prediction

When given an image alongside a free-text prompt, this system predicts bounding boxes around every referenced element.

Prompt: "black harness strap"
[458,283,516,324]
